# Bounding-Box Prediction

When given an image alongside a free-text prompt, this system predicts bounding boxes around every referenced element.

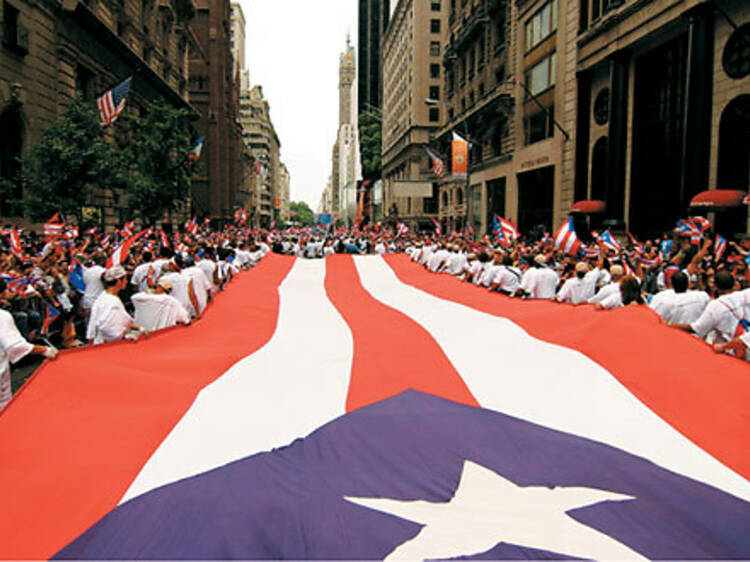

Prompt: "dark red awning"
[690,190,747,209]
[569,200,606,214]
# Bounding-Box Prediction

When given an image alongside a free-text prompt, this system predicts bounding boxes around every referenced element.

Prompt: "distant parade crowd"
[0,213,747,412]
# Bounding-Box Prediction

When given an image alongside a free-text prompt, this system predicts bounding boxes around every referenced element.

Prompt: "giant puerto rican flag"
[1,255,750,559]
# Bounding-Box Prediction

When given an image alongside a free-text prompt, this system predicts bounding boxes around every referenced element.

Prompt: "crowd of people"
[0,221,270,411]
[398,225,750,364]
[0,216,747,412]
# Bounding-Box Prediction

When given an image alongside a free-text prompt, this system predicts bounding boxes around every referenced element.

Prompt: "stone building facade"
[570,0,750,237]
[0,0,195,225]
[381,0,446,231]
[238,82,280,228]
[188,0,244,223]
[433,0,750,238]
[278,161,290,223]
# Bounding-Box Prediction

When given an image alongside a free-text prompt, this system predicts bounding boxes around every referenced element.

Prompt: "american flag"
[425,148,445,178]
[97,77,132,127]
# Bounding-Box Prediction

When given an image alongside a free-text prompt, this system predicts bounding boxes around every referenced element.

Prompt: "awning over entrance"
[569,200,606,214]
[690,190,747,210]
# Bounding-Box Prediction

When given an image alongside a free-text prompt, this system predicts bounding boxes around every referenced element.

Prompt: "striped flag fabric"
[0,255,748,559]
[396,222,410,237]
[554,217,581,255]
[425,148,445,179]
[97,77,132,127]
[106,230,149,268]
[493,215,519,245]
[41,303,60,336]
[715,234,727,261]
[7,226,23,258]
[159,230,170,248]
[121,220,135,238]
[677,219,702,245]
[431,218,442,236]
[595,230,621,254]
[44,213,65,241]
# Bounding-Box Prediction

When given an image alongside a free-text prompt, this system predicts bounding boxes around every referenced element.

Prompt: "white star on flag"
[346,460,645,561]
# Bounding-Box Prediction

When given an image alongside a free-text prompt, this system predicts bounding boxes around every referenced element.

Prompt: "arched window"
[442,190,449,207]
[717,95,750,233]
[0,108,24,216]
[456,188,464,205]
[590,136,608,201]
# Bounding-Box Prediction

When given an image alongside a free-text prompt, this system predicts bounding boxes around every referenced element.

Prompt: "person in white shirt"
[159,257,202,319]
[596,276,645,310]
[375,241,387,255]
[428,245,450,272]
[132,278,190,332]
[86,266,146,345]
[445,247,469,276]
[130,251,155,294]
[489,256,522,295]
[182,262,212,316]
[0,280,57,412]
[522,255,559,299]
[660,272,710,325]
[650,267,680,318]
[82,255,107,313]
[196,249,221,297]
[588,265,624,304]
[478,253,504,288]
[671,271,749,344]
[556,262,594,304]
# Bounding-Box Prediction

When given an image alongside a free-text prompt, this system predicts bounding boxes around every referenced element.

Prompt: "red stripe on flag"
[382,254,750,481]
[0,255,295,559]
[324,255,478,412]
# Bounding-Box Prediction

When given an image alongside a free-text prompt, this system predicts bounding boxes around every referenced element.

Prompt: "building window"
[429,85,440,100]
[478,32,486,66]
[449,107,455,121]
[479,82,485,97]
[431,0,441,11]
[723,24,750,79]
[525,52,556,96]
[468,49,475,79]
[430,41,440,56]
[1,0,27,55]
[524,107,555,144]
[430,63,440,79]
[525,0,557,52]
[593,88,610,125]
[430,19,441,33]
[429,108,440,122]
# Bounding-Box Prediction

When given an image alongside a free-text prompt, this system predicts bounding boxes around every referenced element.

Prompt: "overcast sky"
[239,0,359,210]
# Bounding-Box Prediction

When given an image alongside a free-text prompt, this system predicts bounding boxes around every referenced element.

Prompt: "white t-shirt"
[446,253,468,276]
[132,292,190,332]
[86,292,133,344]
[662,291,710,325]
[131,262,154,293]
[691,291,750,344]
[479,264,502,287]
[650,289,677,318]
[599,290,624,310]
[428,249,450,272]
[589,282,620,304]
[556,276,592,304]
[493,266,522,294]
[159,272,196,318]
[375,243,387,255]
[83,265,105,310]
[183,266,212,315]
[196,259,219,295]
[524,267,559,299]
[0,309,34,411]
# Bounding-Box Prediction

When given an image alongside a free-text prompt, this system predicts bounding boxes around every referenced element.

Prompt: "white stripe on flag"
[352,256,750,503]
[120,259,353,503]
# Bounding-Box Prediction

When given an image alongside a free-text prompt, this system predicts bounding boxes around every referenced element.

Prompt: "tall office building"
[358,0,390,114]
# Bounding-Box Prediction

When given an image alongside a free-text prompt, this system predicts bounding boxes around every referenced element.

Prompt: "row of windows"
[525,52,556,97]
[525,0,557,52]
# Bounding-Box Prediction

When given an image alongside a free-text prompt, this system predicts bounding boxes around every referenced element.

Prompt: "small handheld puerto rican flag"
[8,227,23,258]
[396,222,410,237]
[97,77,132,127]
[595,230,621,254]
[715,234,727,261]
[160,230,170,248]
[431,218,442,236]
[44,213,65,241]
[554,217,581,256]
[189,136,205,161]
[41,303,60,336]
